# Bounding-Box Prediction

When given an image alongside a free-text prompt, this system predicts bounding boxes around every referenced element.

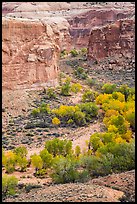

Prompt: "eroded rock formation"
[2,17,71,90]
[67,8,133,49]
[2,2,135,89]
[87,18,135,63]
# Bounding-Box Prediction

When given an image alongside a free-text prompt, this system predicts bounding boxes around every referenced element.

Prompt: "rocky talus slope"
[4,170,135,202]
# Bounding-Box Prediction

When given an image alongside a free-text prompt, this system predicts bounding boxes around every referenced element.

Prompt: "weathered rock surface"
[67,8,133,49]
[2,17,71,90]
[2,2,135,88]
[87,18,135,63]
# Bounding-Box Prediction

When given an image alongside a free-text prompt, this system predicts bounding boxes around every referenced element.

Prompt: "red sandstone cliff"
[87,18,135,63]
[2,2,135,90]
[67,8,133,49]
[2,17,71,90]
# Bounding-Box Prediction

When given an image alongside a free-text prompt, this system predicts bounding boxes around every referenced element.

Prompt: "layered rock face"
[2,2,135,89]
[2,17,71,90]
[87,18,135,63]
[67,8,133,49]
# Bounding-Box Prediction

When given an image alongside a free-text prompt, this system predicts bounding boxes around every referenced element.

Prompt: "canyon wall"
[87,18,135,63]
[67,8,133,49]
[2,17,71,90]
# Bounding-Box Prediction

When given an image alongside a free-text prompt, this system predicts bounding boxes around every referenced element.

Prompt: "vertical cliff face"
[87,18,135,63]
[2,17,71,90]
[67,9,132,49]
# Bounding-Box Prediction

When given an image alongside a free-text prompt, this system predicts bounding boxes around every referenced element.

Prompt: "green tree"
[2,174,18,197]
[31,154,43,175]
[13,146,28,172]
[82,90,97,102]
[60,78,71,96]
[118,84,130,102]
[16,156,28,172]
[13,146,28,158]
[70,83,82,94]
[90,133,104,152]
[102,83,117,94]
[75,145,81,157]
[74,110,86,126]
[45,138,72,157]
[78,102,98,122]
[51,156,80,183]
[4,151,16,173]
[40,149,53,169]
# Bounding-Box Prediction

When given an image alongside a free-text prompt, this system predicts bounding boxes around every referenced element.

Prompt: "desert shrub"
[67,119,74,125]
[46,88,56,99]
[4,151,16,173]
[109,115,130,133]
[97,140,135,172]
[104,109,119,118]
[31,108,40,117]
[107,125,118,133]
[52,117,61,126]
[95,93,113,105]
[51,156,86,183]
[82,90,98,102]
[40,103,51,114]
[73,111,86,126]
[14,147,28,172]
[123,100,135,112]
[75,145,81,157]
[102,100,125,113]
[16,156,28,172]
[40,149,53,169]
[60,77,71,96]
[101,132,116,144]
[74,66,88,79]
[60,49,68,58]
[36,169,47,177]
[31,154,43,175]
[58,72,66,85]
[90,133,104,152]
[13,146,28,158]
[70,48,79,57]
[80,154,112,176]
[78,102,98,122]
[101,83,117,94]
[70,83,82,94]
[86,78,96,87]
[112,92,125,102]
[80,47,87,56]
[103,115,131,141]
[117,84,130,102]
[127,87,135,101]
[45,138,72,157]
[52,102,98,126]
[2,174,18,197]
[125,110,135,131]
[31,103,50,120]
[52,105,80,121]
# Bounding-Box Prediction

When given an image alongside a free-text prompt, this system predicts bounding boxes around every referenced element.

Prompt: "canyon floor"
[2,55,135,202]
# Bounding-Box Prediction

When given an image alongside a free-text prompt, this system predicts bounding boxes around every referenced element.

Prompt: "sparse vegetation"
[70,48,79,57]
